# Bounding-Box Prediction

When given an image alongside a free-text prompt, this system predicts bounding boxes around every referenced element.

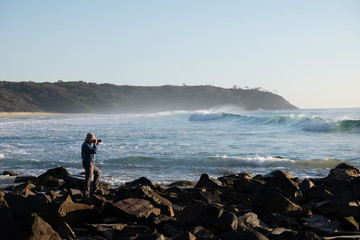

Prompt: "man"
[81,133,101,199]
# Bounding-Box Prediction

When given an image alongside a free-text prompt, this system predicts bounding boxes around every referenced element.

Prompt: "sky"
[0,1,359,109]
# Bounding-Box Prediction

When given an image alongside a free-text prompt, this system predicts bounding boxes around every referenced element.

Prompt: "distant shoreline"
[0,112,88,118]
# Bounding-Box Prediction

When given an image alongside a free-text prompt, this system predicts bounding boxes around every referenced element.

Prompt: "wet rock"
[2,170,19,176]
[36,175,64,188]
[38,167,70,180]
[112,198,161,220]
[195,173,223,189]
[126,176,157,189]
[168,180,195,187]
[14,175,37,183]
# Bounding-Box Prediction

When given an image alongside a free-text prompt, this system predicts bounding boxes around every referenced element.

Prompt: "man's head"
[85,133,96,143]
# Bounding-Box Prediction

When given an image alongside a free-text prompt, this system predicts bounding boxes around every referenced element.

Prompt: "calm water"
[1,107,360,187]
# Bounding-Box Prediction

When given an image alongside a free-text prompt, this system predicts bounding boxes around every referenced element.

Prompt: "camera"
[97,139,102,143]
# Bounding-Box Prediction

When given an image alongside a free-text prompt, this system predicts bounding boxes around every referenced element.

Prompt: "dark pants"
[82,161,100,197]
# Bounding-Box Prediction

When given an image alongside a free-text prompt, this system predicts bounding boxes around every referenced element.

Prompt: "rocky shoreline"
[1,164,360,240]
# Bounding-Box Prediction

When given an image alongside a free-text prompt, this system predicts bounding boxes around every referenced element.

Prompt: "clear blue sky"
[1,1,359,109]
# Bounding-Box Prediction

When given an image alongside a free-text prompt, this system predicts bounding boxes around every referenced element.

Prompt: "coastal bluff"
[0,81,297,113]
[2,164,360,239]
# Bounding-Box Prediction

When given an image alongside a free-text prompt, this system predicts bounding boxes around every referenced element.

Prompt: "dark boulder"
[4,192,49,218]
[178,202,237,232]
[178,188,221,205]
[254,187,302,215]
[195,173,223,189]
[14,175,37,183]
[340,216,359,231]
[237,212,269,230]
[168,180,195,187]
[114,185,174,217]
[216,229,269,240]
[263,170,301,199]
[112,198,161,220]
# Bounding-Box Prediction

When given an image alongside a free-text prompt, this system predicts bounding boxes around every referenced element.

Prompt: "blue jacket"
[81,141,98,163]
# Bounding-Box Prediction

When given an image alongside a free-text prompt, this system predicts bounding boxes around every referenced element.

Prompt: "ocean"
[1,107,360,187]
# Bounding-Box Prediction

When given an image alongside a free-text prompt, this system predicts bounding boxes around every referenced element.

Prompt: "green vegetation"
[0,81,297,113]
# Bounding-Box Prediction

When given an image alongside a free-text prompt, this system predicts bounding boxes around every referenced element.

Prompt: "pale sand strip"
[0,112,89,118]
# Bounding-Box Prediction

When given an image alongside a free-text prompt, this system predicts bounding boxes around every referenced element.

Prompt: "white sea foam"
[0,153,4,159]
[215,155,296,167]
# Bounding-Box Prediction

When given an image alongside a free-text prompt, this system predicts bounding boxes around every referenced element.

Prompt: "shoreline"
[0,112,89,118]
[1,163,360,239]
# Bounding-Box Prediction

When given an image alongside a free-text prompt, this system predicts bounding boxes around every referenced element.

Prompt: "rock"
[234,178,265,194]
[216,229,269,240]
[114,185,174,217]
[340,216,359,231]
[137,233,166,240]
[260,213,296,229]
[36,175,64,188]
[263,170,301,199]
[57,221,77,240]
[2,170,19,176]
[168,180,195,187]
[195,173,222,188]
[299,179,315,194]
[178,188,220,205]
[254,189,303,215]
[38,167,70,180]
[314,200,336,216]
[173,231,197,240]
[301,214,340,235]
[192,226,215,239]
[334,200,360,218]
[112,198,161,220]
[69,188,83,199]
[4,192,49,218]
[23,215,61,240]
[64,175,84,189]
[125,176,157,189]
[320,163,360,183]
[58,195,99,227]
[13,182,36,195]
[14,175,37,183]
[237,212,269,230]
[178,203,237,232]
[305,185,334,201]
[267,227,296,240]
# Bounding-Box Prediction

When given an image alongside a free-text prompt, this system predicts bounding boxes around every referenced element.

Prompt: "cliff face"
[0,81,297,113]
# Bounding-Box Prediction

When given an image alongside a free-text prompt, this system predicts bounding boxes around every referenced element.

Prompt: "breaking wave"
[189,112,360,132]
